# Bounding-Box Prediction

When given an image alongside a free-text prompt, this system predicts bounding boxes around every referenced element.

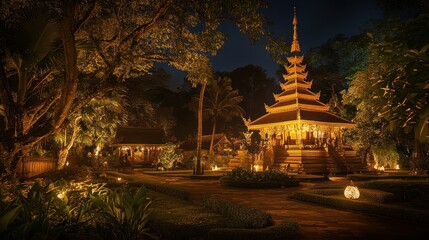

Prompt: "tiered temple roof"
[248,9,353,130]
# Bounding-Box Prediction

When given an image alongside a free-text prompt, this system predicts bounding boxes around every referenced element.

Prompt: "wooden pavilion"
[245,9,367,174]
[111,126,165,166]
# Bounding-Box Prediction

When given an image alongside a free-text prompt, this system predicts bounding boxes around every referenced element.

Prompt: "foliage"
[0,178,153,239]
[202,195,274,228]
[342,3,429,168]
[357,180,429,204]
[107,174,191,200]
[305,34,369,105]
[208,221,300,240]
[195,76,244,155]
[148,192,242,240]
[220,168,299,188]
[228,65,278,121]
[291,190,429,223]
[311,187,395,203]
[92,186,153,240]
[156,144,183,170]
[0,0,285,175]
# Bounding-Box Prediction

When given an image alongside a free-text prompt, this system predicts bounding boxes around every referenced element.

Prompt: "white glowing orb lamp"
[344,180,360,200]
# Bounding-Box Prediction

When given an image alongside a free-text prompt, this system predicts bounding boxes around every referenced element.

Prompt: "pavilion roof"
[249,109,353,127]
[111,126,165,146]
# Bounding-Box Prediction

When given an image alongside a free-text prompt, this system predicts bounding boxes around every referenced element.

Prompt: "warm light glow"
[212,165,218,171]
[395,164,400,170]
[95,146,100,156]
[66,161,70,167]
[379,166,385,171]
[57,191,66,199]
[254,165,259,171]
[117,177,122,181]
[344,181,360,200]
[373,164,378,170]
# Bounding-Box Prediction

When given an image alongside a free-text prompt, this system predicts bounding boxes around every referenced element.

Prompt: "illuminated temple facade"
[245,9,367,174]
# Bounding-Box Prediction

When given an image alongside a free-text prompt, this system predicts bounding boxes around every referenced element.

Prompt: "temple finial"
[291,7,301,54]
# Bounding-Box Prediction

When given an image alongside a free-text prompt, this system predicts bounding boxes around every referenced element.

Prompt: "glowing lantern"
[117,177,122,181]
[344,180,360,200]
[379,166,385,172]
[395,164,400,170]
[212,165,218,171]
[254,165,259,172]
[66,161,70,167]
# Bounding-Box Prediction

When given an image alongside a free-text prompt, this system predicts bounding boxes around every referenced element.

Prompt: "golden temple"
[244,8,367,174]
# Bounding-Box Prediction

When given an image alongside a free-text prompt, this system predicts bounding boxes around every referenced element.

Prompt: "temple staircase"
[272,145,368,174]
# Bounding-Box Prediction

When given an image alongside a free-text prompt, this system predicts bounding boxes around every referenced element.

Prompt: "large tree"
[0,0,286,176]
[343,0,429,168]
[228,65,277,120]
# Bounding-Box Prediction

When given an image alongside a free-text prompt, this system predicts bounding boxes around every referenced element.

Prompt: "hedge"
[291,191,429,223]
[208,221,300,240]
[202,195,274,228]
[310,188,394,203]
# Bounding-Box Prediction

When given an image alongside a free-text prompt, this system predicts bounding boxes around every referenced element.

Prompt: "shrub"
[208,221,300,240]
[92,186,153,240]
[0,179,104,239]
[310,188,395,203]
[358,180,429,209]
[220,168,299,188]
[0,178,153,240]
[202,195,273,228]
[128,180,191,201]
[156,144,183,170]
[291,191,429,223]
[359,189,395,203]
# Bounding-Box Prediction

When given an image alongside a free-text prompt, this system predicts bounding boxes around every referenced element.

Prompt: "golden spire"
[291,7,301,54]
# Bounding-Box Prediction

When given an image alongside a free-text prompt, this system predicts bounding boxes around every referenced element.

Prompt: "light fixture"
[344,180,360,200]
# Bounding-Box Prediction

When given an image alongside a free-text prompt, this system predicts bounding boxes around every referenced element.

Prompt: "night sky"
[163,0,383,90]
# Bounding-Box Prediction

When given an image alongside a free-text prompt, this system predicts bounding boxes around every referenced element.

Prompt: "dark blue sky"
[163,0,383,90]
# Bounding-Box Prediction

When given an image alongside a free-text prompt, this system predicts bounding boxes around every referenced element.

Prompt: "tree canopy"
[0,0,287,175]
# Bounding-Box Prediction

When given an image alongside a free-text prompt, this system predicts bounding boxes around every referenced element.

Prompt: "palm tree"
[203,77,245,155]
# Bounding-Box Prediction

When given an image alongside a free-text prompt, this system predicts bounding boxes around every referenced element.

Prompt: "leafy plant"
[220,168,299,188]
[156,144,183,170]
[92,186,153,240]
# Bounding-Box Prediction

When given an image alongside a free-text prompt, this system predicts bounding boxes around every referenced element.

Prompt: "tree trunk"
[57,116,81,169]
[209,118,217,156]
[363,145,371,166]
[414,138,421,168]
[195,79,207,175]
[1,0,80,175]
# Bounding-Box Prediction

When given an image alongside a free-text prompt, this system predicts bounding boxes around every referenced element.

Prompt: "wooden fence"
[17,157,57,178]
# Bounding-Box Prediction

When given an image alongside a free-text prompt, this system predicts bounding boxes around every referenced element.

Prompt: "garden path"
[132,172,428,240]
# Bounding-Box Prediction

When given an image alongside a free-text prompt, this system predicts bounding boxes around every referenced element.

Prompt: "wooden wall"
[17,157,57,178]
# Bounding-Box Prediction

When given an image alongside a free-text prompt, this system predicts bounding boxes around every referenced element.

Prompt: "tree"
[202,77,244,155]
[343,1,429,168]
[54,93,125,169]
[228,65,277,120]
[1,0,283,176]
[0,2,79,175]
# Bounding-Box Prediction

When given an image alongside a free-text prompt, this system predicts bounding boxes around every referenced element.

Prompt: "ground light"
[344,180,360,200]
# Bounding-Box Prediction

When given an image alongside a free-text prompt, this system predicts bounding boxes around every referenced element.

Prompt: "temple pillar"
[297,125,303,149]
